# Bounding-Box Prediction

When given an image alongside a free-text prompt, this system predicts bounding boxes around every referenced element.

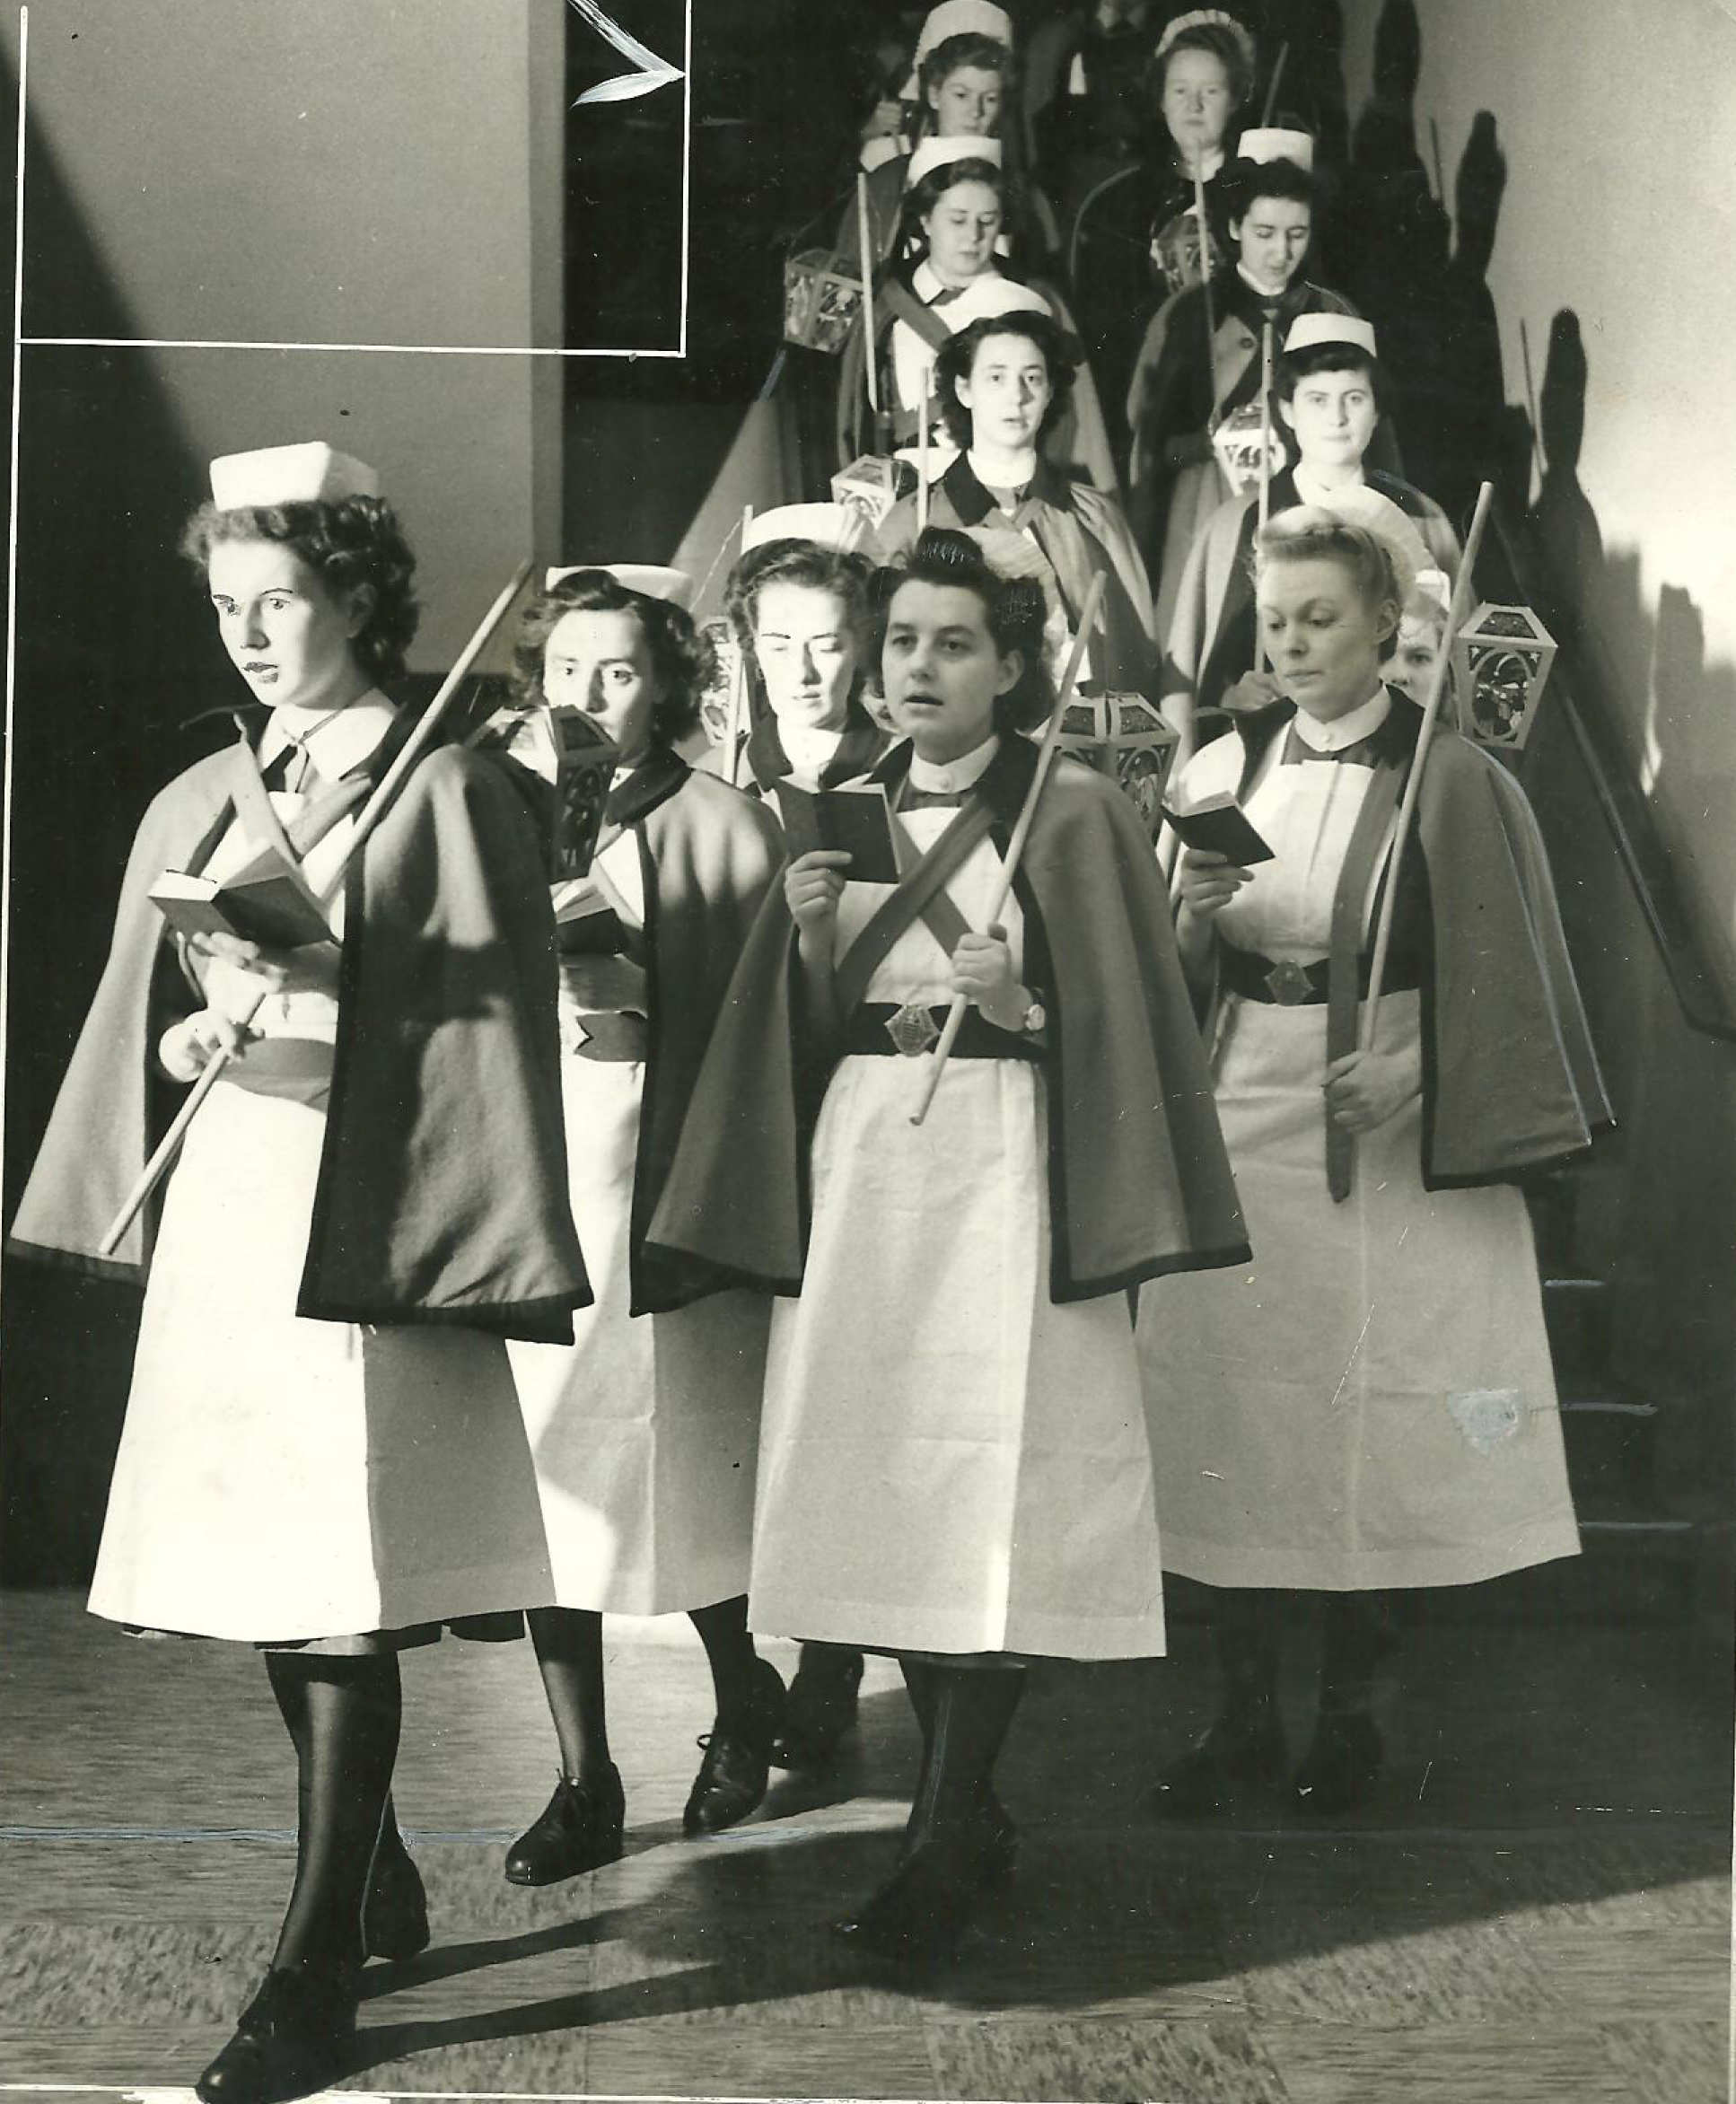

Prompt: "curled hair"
[919,30,1013,109]
[934,308,1075,450]
[903,153,1007,232]
[1228,153,1316,222]
[872,525,1053,732]
[508,569,704,744]
[181,495,419,686]
[1148,18,1255,110]
[1251,509,1405,660]
[1276,332,1384,410]
[724,538,876,660]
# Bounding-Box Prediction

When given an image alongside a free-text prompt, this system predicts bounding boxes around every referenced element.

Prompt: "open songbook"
[773,779,902,886]
[1161,791,1276,866]
[149,844,333,949]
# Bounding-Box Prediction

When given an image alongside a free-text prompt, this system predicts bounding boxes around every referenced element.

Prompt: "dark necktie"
[1280,726,1382,768]
[899,786,967,811]
[928,285,967,308]
[259,740,320,793]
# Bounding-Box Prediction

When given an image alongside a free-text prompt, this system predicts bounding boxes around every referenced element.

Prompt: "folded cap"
[208,442,380,510]
[741,504,872,556]
[901,0,1014,92]
[1283,311,1378,360]
[544,564,694,607]
[1238,126,1314,171]
[906,132,1004,188]
[1154,9,1257,69]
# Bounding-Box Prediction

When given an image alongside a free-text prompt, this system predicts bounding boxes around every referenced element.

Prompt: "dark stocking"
[527,1606,610,1783]
[688,1594,759,1731]
[1318,1591,1400,1717]
[265,1652,401,1972]
[905,1662,1026,1847]
[1213,1586,1281,1723]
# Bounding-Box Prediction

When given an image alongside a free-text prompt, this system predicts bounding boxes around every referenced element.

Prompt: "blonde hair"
[1252,507,1404,656]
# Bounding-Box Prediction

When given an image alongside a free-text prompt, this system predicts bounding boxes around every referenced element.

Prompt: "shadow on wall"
[2,40,214,1584]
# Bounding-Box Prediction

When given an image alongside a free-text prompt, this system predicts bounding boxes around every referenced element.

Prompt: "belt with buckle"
[1219,947,1418,1006]
[844,1003,1044,1062]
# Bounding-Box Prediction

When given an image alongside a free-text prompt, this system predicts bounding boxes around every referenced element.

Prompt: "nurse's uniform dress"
[89,699,556,1647]
[1140,686,1583,1592]
[505,795,770,1617]
[748,736,1168,1661]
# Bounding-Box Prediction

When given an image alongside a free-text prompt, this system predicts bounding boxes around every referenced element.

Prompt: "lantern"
[1452,602,1556,752]
[783,250,865,356]
[471,705,618,878]
[1211,399,1288,501]
[831,454,908,530]
[1055,688,1180,840]
[695,618,741,751]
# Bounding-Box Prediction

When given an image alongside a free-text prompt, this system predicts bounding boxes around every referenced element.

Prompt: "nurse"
[648,528,1247,1959]
[1142,510,1609,1815]
[490,566,790,1880]
[8,443,587,2103]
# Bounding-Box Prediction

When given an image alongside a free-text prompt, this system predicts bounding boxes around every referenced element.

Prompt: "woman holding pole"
[647,527,1248,1960]
[6,443,589,2101]
[1140,506,1609,1819]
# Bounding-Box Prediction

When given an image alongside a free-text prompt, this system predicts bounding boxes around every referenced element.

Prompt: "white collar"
[967,444,1039,495]
[913,259,947,303]
[1234,261,1291,302]
[1293,460,1367,504]
[259,691,398,780]
[1290,684,1390,752]
[907,732,1000,794]
[779,719,846,778]
[1186,145,1226,184]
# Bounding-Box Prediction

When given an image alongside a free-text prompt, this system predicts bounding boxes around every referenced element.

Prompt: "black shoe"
[1151,1699,1287,1819]
[195,1956,358,2104]
[683,1658,785,1836]
[770,1648,864,1770]
[833,1806,1010,1965]
[1292,1709,1383,1815]
[361,1837,429,1961]
[504,1765,626,1886]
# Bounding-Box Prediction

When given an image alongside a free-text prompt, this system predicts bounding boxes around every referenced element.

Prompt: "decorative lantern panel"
[1212,400,1289,500]
[1150,206,1224,295]
[831,454,906,530]
[695,618,741,750]
[1055,688,1180,841]
[545,706,620,881]
[783,250,864,356]
[1451,602,1556,752]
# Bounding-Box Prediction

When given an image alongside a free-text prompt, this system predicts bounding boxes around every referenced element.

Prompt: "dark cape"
[598,752,785,1314]
[9,728,592,1343]
[1219,698,1613,1187]
[646,733,1251,1302]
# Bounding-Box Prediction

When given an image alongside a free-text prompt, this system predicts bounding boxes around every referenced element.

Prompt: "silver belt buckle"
[886,1001,941,1056]
[1264,960,1314,1006]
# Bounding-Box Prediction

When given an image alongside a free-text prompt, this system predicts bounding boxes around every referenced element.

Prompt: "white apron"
[1140,730,1581,1591]
[90,785,556,1644]
[506,829,767,1617]
[749,817,1167,1661]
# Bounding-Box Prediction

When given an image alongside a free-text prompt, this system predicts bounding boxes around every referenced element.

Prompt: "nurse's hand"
[1325,1045,1423,1134]
[187,928,293,992]
[158,1006,256,1083]
[1176,847,1252,917]
[786,849,853,965]
[951,924,1024,1029]
[862,97,903,142]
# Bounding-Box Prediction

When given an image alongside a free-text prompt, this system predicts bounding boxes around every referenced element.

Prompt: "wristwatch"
[1019,986,1048,1035]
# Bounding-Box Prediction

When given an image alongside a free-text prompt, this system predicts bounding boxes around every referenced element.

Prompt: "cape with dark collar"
[739,696,889,796]
[1161,467,1462,716]
[878,452,1159,697]
[9,723,591,1343]
[592,750,785,1314]
[646,734,1250,1302]
[1219,698,1613,1186]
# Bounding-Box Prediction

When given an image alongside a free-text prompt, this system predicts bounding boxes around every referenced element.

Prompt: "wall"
[1338,0,1736,988]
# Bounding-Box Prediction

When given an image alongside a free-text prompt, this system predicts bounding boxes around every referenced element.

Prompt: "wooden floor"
[0,1587,1730,2103]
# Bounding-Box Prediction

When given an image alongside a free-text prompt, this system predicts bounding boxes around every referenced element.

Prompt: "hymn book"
[149,846,333,950]
[773,780,903,885]
[1162,792,1276,865]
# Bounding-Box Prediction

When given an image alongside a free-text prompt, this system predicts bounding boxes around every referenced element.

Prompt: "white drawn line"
[566,0,684,103]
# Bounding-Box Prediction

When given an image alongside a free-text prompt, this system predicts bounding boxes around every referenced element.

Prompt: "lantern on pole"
[1452,602,1556,751]
[1054,688,1180,841]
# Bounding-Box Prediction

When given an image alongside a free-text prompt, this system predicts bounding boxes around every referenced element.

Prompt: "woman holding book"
[7,442,588,2103]
[1141,509,1608,1818]
[490,566,791,1886]
[647,528,1247,1960]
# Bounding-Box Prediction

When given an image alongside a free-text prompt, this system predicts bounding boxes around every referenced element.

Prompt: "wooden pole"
[909,572,1108,1127]
[1358,481,1494,1051]
[97,560,535,1257]
[1194,167,1218,433]
[1255,320,1276,672]
[917,367,931,536]
[1260,41,1290,127]
[724,503,754,787]
[858,171,879,418]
